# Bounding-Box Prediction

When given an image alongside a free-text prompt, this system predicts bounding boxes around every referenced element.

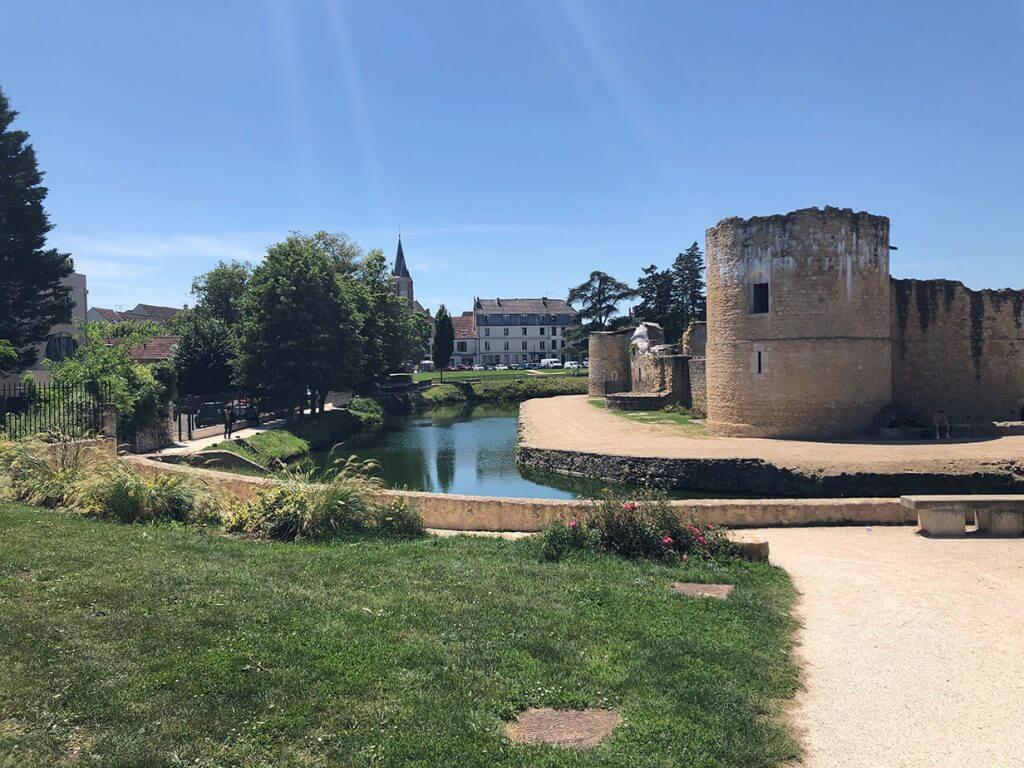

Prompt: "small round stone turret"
[587,328,633,396]
[705,207,893,438]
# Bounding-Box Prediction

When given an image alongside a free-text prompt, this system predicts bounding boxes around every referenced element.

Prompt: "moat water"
[309,404,607,499]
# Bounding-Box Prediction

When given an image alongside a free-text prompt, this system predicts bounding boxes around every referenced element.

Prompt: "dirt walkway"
[755,526,1024,767]
[519,395,1024,476]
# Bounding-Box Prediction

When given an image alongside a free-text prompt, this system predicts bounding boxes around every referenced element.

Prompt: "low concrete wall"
[124,455,912,531]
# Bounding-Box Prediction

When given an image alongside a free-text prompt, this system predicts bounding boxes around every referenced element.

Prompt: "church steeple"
[390,235,414,309]
[392,236,411,279]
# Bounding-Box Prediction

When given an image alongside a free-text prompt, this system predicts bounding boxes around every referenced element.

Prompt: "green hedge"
[418,375,587,407]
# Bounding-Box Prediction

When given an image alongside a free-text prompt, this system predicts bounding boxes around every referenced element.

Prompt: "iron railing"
[0,380,110,440]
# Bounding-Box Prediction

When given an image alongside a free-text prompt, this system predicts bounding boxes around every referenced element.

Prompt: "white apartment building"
[473,297,577,365]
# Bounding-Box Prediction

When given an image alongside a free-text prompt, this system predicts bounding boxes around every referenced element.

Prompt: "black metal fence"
[0,380,110,440]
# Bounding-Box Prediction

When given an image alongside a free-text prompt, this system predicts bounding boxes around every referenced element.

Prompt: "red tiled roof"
[452,312,477,339]
[125,337,178,363]
[92,307,128,322]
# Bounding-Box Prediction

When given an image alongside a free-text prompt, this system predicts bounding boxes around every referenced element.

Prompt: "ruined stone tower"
[705,207,893,438]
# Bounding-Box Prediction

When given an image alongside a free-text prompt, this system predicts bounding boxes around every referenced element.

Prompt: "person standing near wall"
[222,403,235,439]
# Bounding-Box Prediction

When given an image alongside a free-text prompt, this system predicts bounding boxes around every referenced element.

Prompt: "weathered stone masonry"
[587,206,1024,438]
[704,206,1024,437]
[892,279,1024,424]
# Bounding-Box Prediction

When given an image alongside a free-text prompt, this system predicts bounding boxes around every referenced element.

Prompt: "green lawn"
[588,398,709,437]
[413,368,582,383]
[203,407,383,466]
[0,503,798,767]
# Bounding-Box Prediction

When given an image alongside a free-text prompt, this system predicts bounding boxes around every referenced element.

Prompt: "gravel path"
[520,395,1024,476]
[755,526,1024,767]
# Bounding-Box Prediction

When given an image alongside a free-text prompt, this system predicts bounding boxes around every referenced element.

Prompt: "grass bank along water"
[0,502,799,768]
[202,399,385,467]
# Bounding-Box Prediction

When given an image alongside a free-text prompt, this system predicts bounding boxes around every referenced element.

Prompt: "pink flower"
[567,519,579,530]
[622,502,638,512]
[661,536,674,547]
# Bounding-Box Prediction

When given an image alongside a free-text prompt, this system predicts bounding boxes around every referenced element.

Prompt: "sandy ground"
[754,526,1024,767]
[520,395,1024,475]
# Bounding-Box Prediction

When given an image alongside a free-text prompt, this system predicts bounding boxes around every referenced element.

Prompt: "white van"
[539,358,562,369]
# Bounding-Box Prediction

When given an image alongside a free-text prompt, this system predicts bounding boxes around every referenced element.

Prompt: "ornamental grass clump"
[0,435,100,508]
[70,461,221,524]
[540,490,737,563]
[226,454,425,541]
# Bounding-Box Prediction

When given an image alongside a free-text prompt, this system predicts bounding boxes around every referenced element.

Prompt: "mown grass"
[413,369,580,383]
[421,376,588,406]
[0,503,799,768]
[204,406,384,466]
[588,398,708,437]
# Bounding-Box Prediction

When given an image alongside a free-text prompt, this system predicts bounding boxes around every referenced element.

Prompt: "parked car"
[418,359,435,372]
[496,364,509,371]
[564,361,581,369]
[472,364,485,371]
[539,358,563,369]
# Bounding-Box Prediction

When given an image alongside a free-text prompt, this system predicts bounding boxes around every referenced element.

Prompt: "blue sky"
[2,1,1021,315]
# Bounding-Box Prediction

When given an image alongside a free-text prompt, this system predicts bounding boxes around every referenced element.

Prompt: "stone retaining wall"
[125,455,914,530]
[517,444,1024,498]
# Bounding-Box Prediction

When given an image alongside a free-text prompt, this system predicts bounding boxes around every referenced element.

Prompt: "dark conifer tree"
[0,85,73,373]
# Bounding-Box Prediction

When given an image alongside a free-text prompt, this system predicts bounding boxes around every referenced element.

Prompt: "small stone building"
[588,322,704,412]
[590,206,1024,439]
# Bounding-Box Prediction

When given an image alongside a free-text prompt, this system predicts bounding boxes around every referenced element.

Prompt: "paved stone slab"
[670,582,734,599]
[505,708,621,748]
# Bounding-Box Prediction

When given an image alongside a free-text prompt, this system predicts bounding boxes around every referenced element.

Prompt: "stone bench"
[901,495,1024,537]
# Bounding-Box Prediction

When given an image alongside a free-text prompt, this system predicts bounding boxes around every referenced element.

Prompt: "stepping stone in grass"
[505,707,621,748]
[670,582,734,599]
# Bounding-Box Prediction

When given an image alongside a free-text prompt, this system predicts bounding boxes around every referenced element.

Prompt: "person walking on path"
[222,404,235,439]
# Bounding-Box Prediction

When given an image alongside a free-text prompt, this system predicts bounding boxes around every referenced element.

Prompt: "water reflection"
[313,404,587,498]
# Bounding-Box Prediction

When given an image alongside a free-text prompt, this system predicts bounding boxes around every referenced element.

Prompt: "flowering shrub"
[539,515,598,561]
[539,490,736,562]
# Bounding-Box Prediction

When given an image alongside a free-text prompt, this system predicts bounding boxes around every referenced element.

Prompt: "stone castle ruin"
[590,206,1024,439]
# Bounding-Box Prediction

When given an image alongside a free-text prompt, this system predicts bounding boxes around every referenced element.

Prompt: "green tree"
[0,85,73,371]
[347,248,428,388]
[431,305,454,381]
[567,271,635,330]
[172,311,233,396]
[190,260,251,329]
[633,264,678,337]
[235,234,362,415]
[0,339,17,376]
[47,321,170,437]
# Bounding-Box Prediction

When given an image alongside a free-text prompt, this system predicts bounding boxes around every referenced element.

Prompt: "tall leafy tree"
[235,234,362,415]
[0,85,73,371]
[190,260,251,329]
[431,305,454,381]
[172,311,233,396]
[567,271,635,330]
[347,248,429,388]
